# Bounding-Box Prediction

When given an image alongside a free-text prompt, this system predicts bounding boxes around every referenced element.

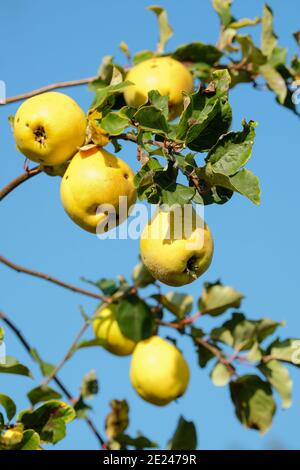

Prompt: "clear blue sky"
[1,0,300,450]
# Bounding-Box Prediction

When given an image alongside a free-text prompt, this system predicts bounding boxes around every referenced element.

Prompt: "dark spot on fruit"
[25,123,29,127]
[124,173,129,179]
[65,175,69,180]
[33,126,47,146]
[17,118,20,123]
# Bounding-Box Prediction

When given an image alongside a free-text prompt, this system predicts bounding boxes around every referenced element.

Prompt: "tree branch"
[43,320,90,387]
[0,254,109,303]
[1,77,97,105]
[0,310,105,447]
[0,166,41,201]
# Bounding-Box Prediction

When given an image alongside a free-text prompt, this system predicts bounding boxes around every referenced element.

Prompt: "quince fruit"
[13,92,86,165]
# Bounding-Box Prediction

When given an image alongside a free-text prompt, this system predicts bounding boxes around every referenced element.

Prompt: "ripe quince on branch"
[13,92,86,166]
[124,57,194,120]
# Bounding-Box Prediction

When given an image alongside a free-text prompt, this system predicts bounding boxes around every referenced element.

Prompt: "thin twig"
[43,320,90,387]
[181,310,203,325]
[158,316,236,374]
[115,132,165,148]
[156,318,184,330]
[0,167,41,201]
[1,77,97,105]
[0,254,109,303]
[0,310,105,447]
[194,336,236,375]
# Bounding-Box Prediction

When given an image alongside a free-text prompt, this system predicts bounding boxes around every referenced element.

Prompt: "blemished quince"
[124,57,194,120]
[130,335,190,406]
[93,304,136,356]
[60,146,137,233]
[13,92,86,166]
[140,207,214,287]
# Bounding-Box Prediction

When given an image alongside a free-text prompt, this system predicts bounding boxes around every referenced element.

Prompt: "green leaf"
[199,281,244,316]
[97,55,115,83]
[116,433,157,450]
[100,109,130,135]
[116,295,154,341]
[246,342,263,363]
[42,417,67,444]
[266,338,300,366]
[0,327,4,341]
[259,64,287,104]
[27,385,62,407]
[172,41,222,65]
[132,262,155,288]
[211,313,282,350]
[0,394,16,421]
[256,318,284,343]
[176,71,232,152]
[201,120,260,205]
[134,105,170,135]
[92,81,133,111]
[230,375,276,434]
[18,430,40,450]
[165,292,193,320]
[73,396,92,419]
[134,159,179,205]
[0,356,32,378]
[230,17,261,29]
[80,370,99,399]
[195,341,216,368]
[148,90,169,119]
[211,0,234,28]
[147,5,173,54]
[210,361,233,386]
[81,277,118,296]
[269,46,288,68]
[259,360,292,409]
[236,35,266,70]
[228,169,261,205]
[133,50,155,66]
[161,184,196,206]
[19,400,75,444]
[205,120,256,175]
[261,4,277,58]
[167,416,197,450]
[153,292,193,320]
[89,56,121,91]
[200,185,233,206]
[30,349,55,377]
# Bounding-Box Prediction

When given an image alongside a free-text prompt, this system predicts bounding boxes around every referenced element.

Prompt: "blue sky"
[1,0,300,450]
